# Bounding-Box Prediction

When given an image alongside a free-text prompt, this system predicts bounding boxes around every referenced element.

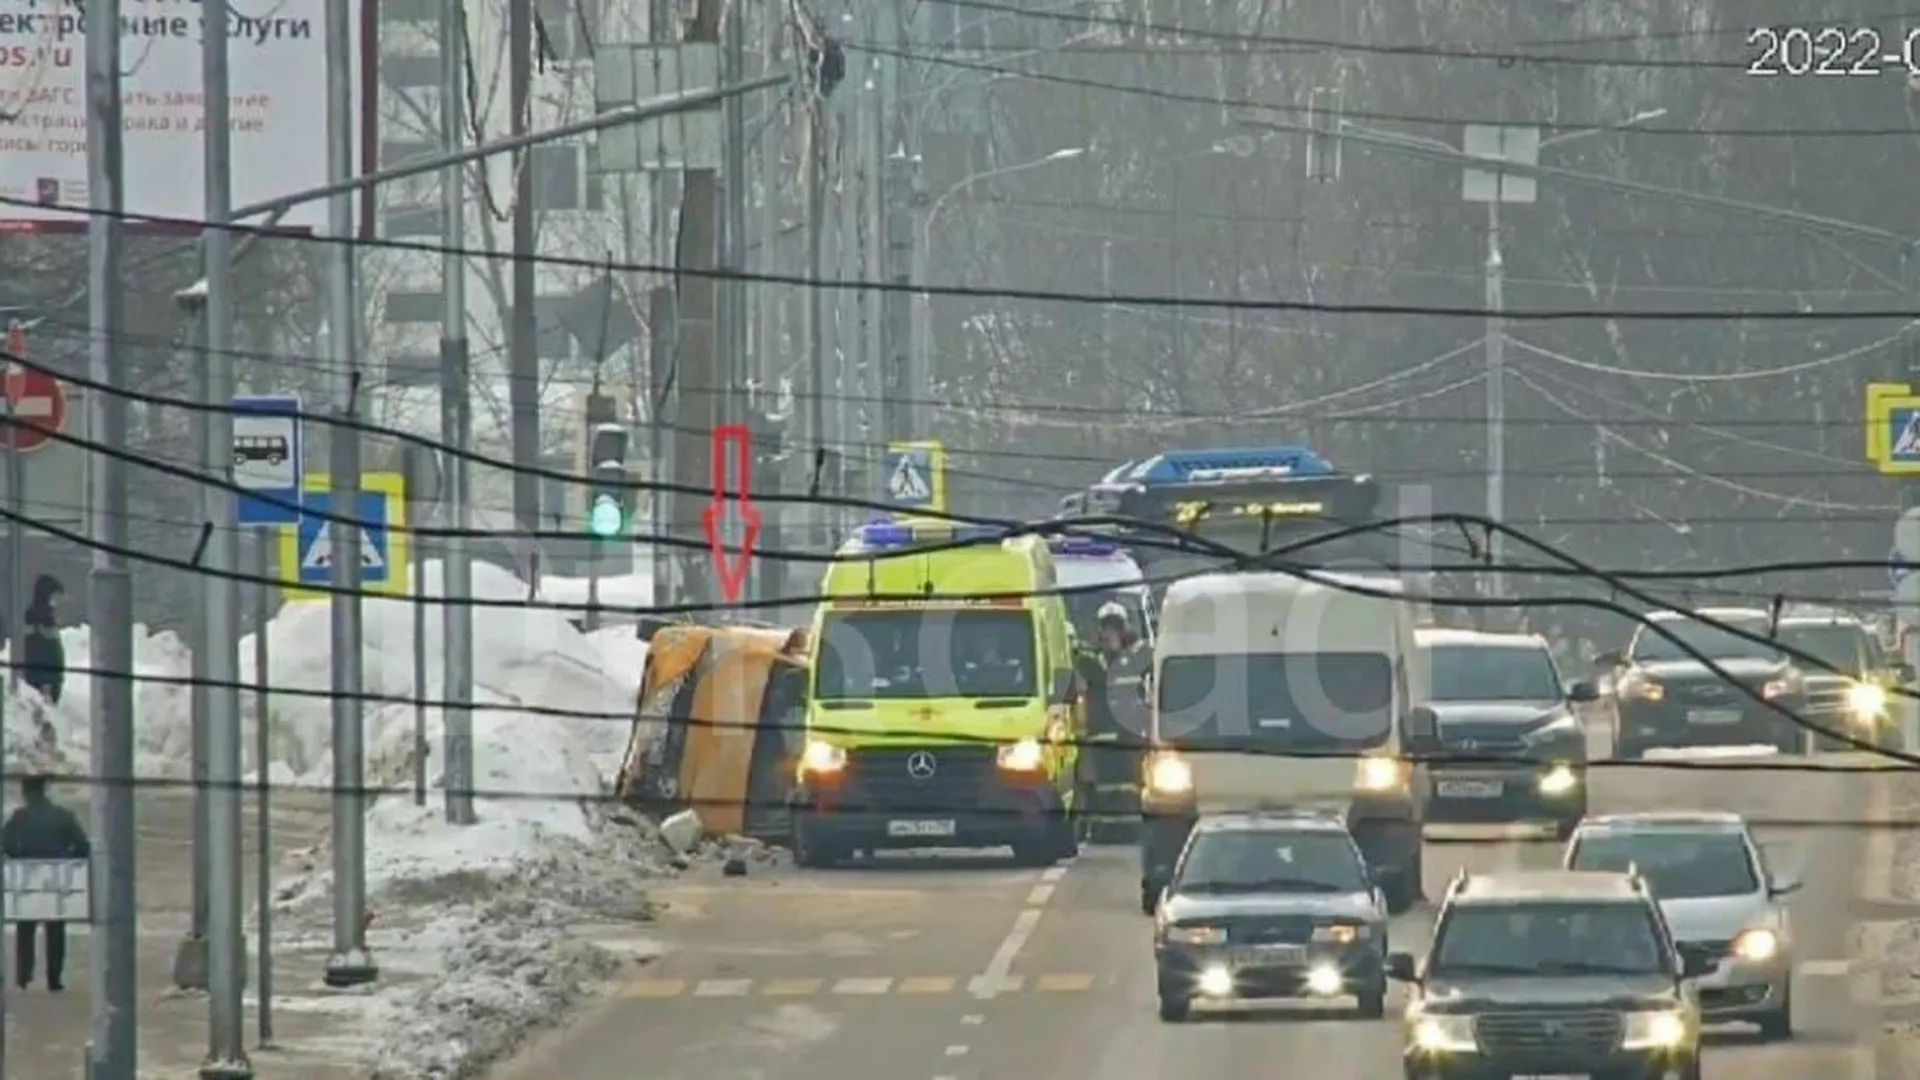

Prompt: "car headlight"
[1848,682,1888,718]
[1162,924,1225,946]
[1621,1009,1690,1050]
[996,737,1045,772]
[1145,753,1193,794]
[1536,763,1580,796]
[1620,674,1664,701]
[799,739,846,774]
[1730,928,1781,962]
[1311,922,1371,944]
[1355,755,1409,792]
[1411,1014,1477,1053]
[1761,676,1799,700]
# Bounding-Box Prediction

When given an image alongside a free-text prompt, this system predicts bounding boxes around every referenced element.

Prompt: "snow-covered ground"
[0,559,673,1080]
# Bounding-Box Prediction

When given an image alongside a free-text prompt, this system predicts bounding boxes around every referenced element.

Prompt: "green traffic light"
[588,495,623,538]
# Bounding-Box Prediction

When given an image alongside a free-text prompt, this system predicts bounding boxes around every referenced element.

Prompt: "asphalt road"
[490,748,1877,1080]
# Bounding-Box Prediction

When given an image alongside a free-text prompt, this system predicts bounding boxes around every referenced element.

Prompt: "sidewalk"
[5,786,433,1080]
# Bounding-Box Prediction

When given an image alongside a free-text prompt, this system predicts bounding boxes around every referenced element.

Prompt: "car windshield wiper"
[1182,876,1352,894]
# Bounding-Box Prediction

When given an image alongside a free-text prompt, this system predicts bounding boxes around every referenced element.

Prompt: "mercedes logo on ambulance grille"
[906,751,938,779]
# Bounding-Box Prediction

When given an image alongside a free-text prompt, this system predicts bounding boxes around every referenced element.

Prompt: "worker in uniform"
[3,774,90,991]
[1085,603,1150,837]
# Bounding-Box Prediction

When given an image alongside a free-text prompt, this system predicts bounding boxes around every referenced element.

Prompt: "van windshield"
[815,609,1039,700]
[1156,652,1392,751]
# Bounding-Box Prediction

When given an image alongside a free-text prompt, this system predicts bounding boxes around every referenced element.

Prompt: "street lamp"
[906,145,1087,436]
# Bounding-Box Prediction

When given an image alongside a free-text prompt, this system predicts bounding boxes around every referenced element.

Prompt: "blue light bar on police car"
[856,522,915,548]
[855,520,1010,549]
[1049,535,1121,557]
[1130,445,1334,483]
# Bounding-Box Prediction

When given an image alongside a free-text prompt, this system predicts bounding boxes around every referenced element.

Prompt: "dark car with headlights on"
[1416,628,1598,839]
[1152,809,1389,1022]
[1391,869,1708,1080]
[1599,608,1808,758]
[1773,612,1913,752]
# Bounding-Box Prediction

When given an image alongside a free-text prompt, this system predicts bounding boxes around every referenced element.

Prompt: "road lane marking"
[969,974,1025,995]
[1026,883,1055,906]
[1039,865,1067,883]
[761,978,824,996]
[944,1045,969,1057]
[832,977,894,995]
[975,908,1042,999]
[693,978,753,996]
[898,976,957,994]
[626,979,688,998]
[961,1014,985,1025]
[1797,959,1853,978]
[1036,973,1096,991]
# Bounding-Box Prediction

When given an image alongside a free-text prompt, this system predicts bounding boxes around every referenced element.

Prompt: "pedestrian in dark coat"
[2,774,89,990]
[21,574,64,704]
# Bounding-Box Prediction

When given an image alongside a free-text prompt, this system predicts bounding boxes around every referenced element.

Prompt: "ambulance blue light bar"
[1049,536,1121,557]
[856,520,1010,550]
[1128,445,1334,483]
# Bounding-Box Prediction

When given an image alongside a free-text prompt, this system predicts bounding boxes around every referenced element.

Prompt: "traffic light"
[587,423,631,540]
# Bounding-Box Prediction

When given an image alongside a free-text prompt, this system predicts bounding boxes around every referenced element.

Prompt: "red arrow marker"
[701,424,762,603]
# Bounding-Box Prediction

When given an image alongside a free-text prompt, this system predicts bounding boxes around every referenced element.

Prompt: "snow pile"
[0,623,196,778]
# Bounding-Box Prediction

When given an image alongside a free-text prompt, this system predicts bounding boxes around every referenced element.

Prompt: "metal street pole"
[83,1,136,1077]
[323,0,376,988]
[721,2,750,596]
[508,0,541,543]
[199,3,249,1073]
[802,111,826,550]
[176,313,210,991]
[252,538,274,1047]
[440,0,477,827]
[1483,201,1506,599]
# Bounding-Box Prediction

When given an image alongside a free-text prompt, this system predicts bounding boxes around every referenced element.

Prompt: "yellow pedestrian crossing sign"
[277,471,410,600]
[883,441,946,512]
[1866,383,1920,475]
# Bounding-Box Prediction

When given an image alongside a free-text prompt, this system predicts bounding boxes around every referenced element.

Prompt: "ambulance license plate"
[1437,780,1502,798]
[887,819,957,838]
[1688,709,1742,725]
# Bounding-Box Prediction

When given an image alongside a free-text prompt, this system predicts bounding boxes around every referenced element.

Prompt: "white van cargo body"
[1140,569,1428,912]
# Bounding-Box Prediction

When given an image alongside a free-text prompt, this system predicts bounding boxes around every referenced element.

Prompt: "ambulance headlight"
[996,738,1045,772]
[799,739,847,774]
[1412,1015,1477,1052]
[1355,755,1409,792]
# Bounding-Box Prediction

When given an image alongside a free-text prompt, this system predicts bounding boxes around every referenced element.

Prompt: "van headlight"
[1730,928,1780,962]
[1145,754,1193,794]
[1761,675,1800,700]
[1620,1009,1690,1050]
[1162,924,1225,946]
[799,739,847,774]
[1620,673,1664,701]
[1536,763,1580,796]
[996,738,1045,772]
[1411,1014,1477,1052]
[1311,922,1369,944]
[1355,755,1409,792]
[1848,682,1888,718]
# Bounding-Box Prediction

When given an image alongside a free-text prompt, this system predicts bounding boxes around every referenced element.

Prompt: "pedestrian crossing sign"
[277,471,410,600]
[883,441,946,512]
[1867,383,1920,475]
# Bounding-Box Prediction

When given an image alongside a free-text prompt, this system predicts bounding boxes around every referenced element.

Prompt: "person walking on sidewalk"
[2,774,90,990]
[21,574,65,705]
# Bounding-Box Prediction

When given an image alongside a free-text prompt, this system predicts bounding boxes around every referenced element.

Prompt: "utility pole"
[877,1,915,449]
[801,95,826,550]
[324,0,376,988]
[199,1,249,1075]
[858,40,885,508]
[175,303,209,992]
[509,0,541,542]
[720,1,750,597]
[1483,201,1506,596]
[440,0,477,825]
[84,1,136,1077]
[673,0,723,605]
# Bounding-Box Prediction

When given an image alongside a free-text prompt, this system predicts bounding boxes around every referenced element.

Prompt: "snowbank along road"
[487,736,1899,1080]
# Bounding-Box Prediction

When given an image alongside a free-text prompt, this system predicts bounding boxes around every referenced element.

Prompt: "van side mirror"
[1680,951,1714,979]
[1386,952,1419,982]
[1565,680,1600,703]
[1402,706,1440,752]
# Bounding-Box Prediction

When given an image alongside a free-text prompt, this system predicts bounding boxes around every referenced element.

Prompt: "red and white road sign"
[0,322,67,453]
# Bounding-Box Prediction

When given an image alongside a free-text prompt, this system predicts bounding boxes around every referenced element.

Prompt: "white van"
[1050,536,1155,646]
[1137,569,1427,913]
